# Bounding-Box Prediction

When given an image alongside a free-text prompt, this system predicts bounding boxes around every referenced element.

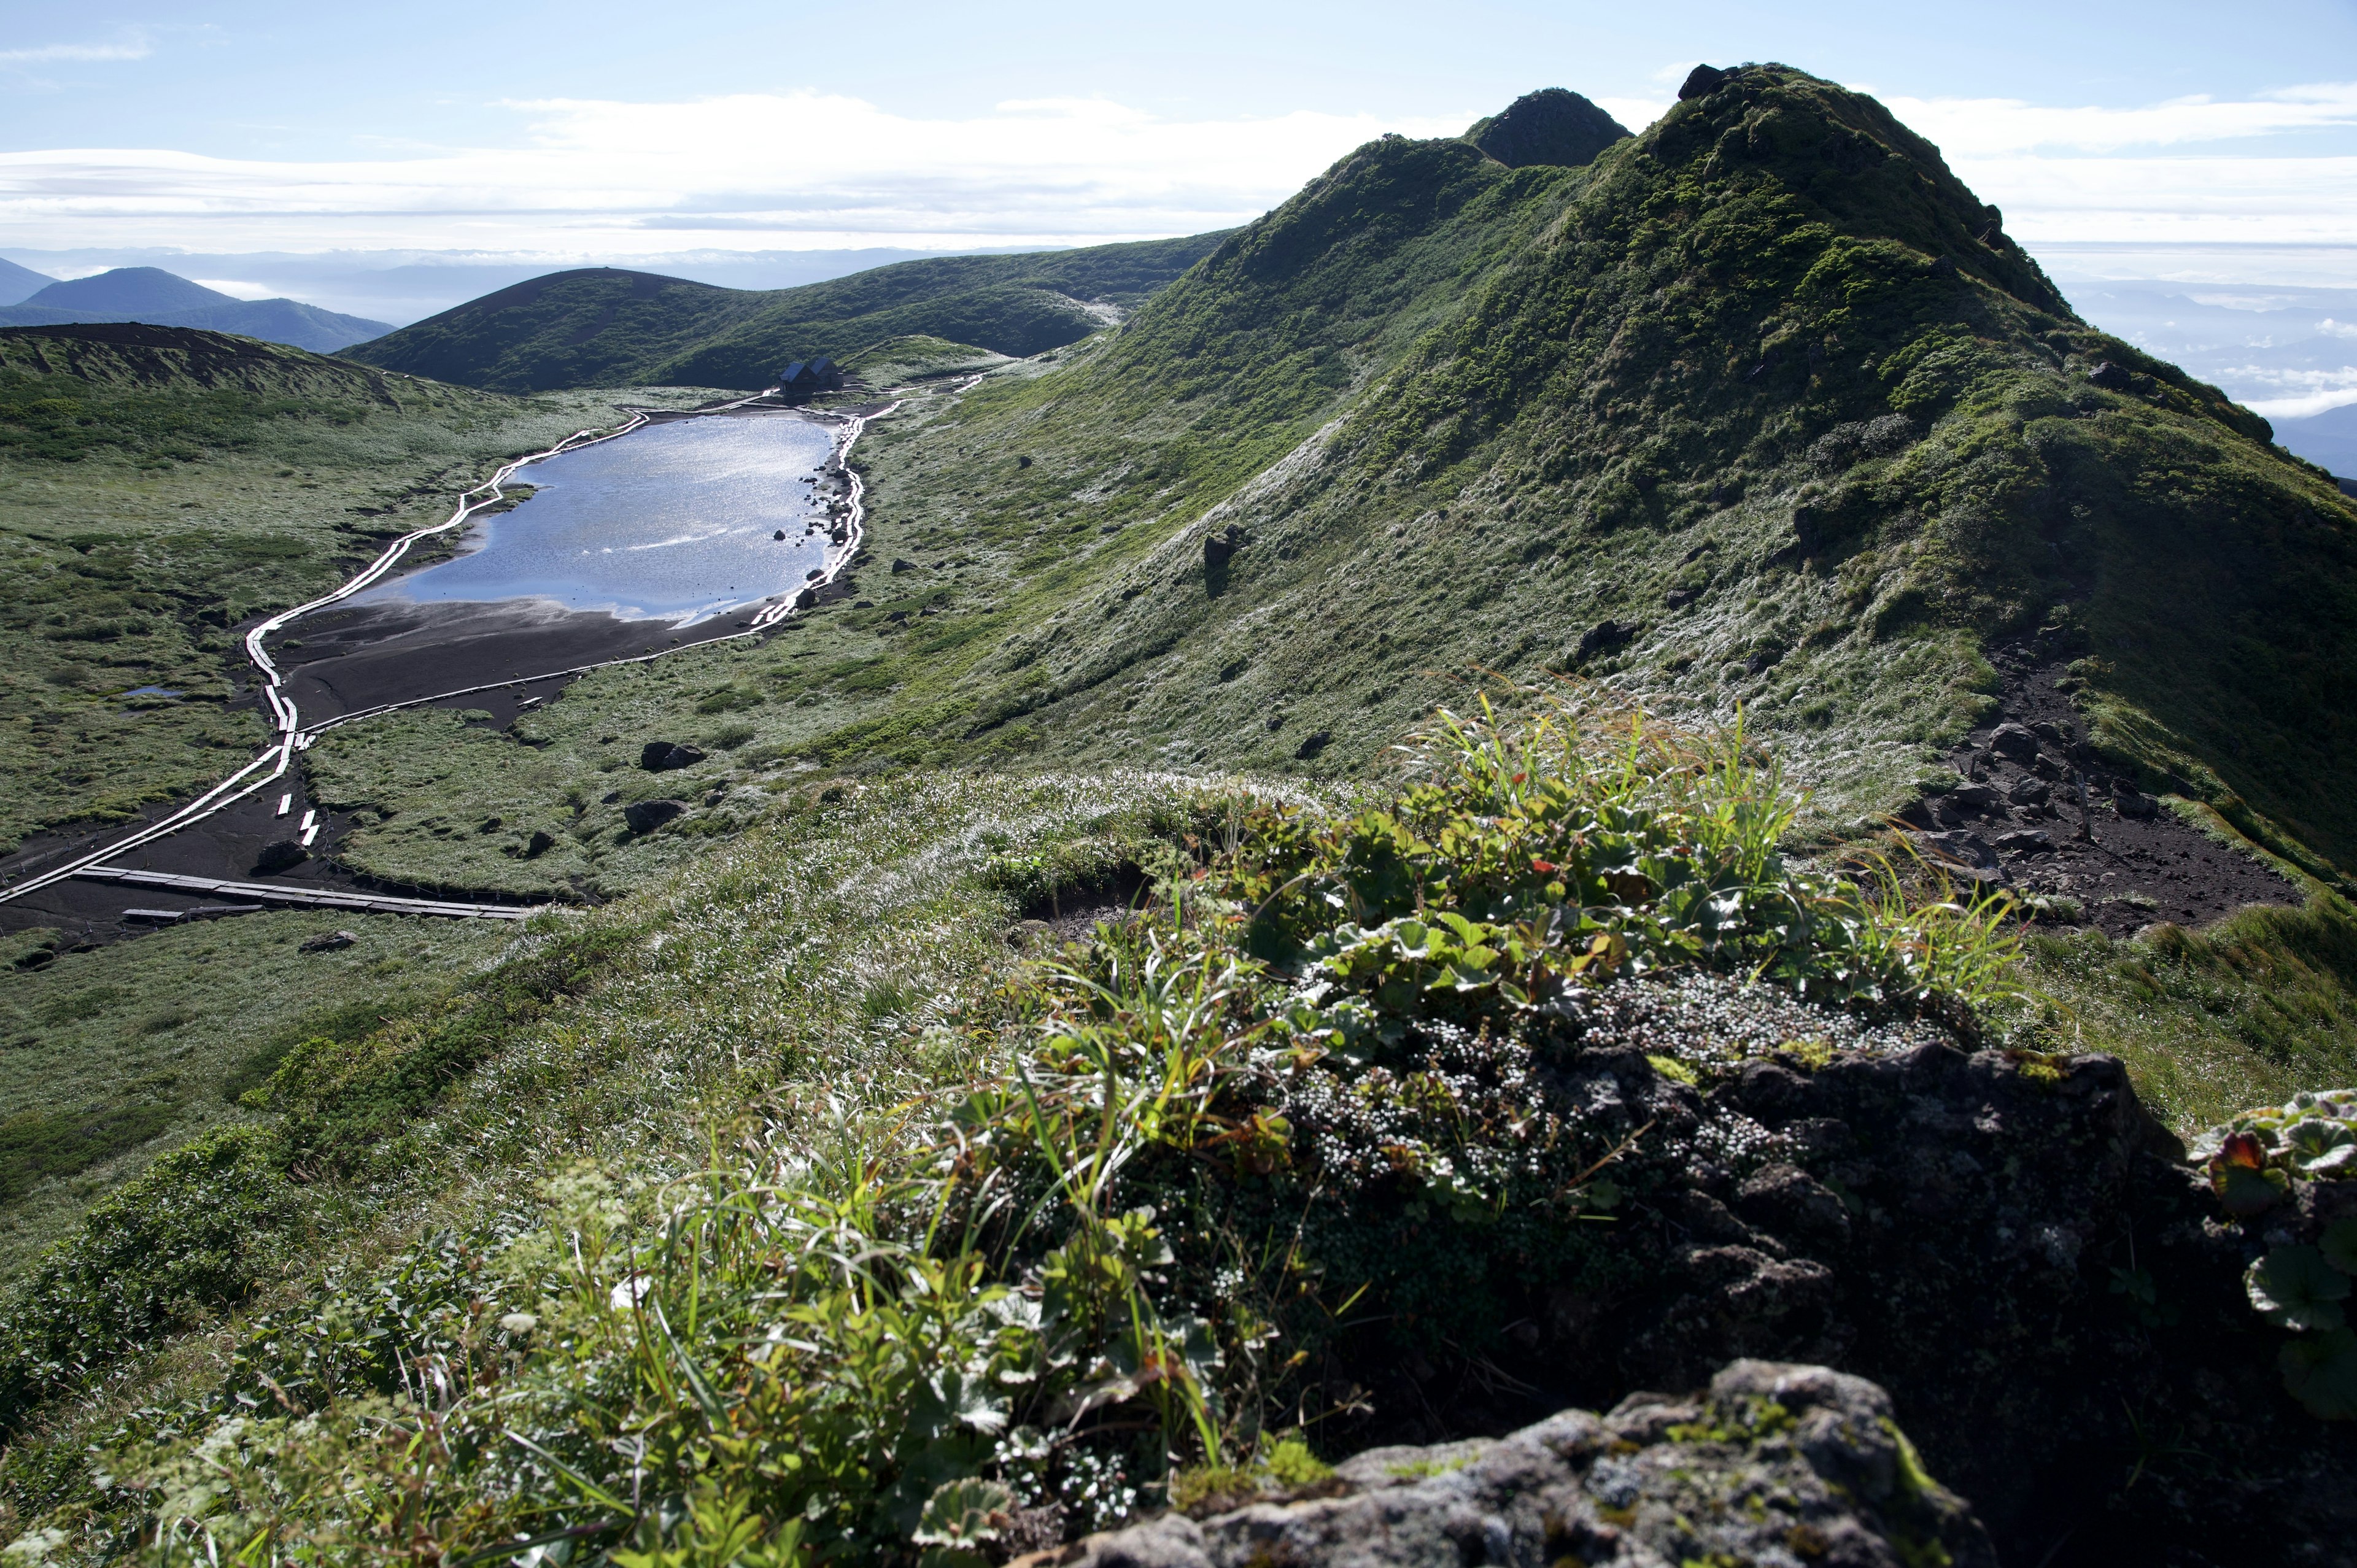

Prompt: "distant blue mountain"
[0,266,392,353]
[0,256,55,307]
[2272,402,2357,482]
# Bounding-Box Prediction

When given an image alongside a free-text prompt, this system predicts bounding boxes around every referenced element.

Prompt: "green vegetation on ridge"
[344,234,1227,393]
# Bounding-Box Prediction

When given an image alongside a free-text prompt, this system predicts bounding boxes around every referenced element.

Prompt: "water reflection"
[355,412,836,625]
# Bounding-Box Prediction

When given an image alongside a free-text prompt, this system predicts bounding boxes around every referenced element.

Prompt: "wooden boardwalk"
[71,865,545,921]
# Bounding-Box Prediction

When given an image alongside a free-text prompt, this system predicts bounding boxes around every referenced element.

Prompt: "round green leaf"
[2280,1327,2357,1421]
[2322,1216,2357,1276]
[2248,1245,2352,1331]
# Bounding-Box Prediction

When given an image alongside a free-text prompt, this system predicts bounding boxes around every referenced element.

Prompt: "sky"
[3,0,2355,412]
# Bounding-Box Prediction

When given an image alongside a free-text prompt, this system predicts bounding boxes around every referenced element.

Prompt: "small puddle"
[351,411,837,626]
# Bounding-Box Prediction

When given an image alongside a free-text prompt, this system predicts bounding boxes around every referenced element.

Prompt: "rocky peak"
[1463,87,1631,169]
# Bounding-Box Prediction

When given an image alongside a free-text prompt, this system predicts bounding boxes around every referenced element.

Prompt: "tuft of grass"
[2010,892,2357,1132]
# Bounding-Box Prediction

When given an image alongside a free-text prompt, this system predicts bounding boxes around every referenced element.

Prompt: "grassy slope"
[315,69,2355,892]
[0,325,723,852]
[344,236,1229,393]
[0,910,513,1282]
[2,72,2356,1556]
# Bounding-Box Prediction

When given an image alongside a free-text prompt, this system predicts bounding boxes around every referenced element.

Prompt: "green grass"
[2013,893,2357,1133]
[0,908,514,1281]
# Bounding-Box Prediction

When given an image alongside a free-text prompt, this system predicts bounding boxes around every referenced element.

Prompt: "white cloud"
[1878,82,2357,156]
[2245,384,2357,420]
[188,278,276,299]
[0,92,1471,255]
[1953,153,2357,243]
[0,36,153,67]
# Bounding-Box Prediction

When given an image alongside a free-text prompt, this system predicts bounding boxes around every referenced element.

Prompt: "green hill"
[292,70,2357,902]
[342,234,1228,393]
[813,66,2355,872]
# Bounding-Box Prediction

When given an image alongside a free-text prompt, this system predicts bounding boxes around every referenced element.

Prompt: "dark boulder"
[1463,87,1631,170]
[2007,776,2052,807]
[622,798,686,834]
[524,828,556,857]
[1577,619,1638,661]
[1945,781,2004,817]
[2088,360,2134,390]
[1679,64,1730,99]
[252,839,306,875]
[297,930,356,952]
[2113,782,2161,819]
[1988,721,2040,761]
[640,741,706,772]
[1293,730,1333,761]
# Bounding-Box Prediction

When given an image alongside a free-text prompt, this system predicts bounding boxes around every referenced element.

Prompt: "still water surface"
[355,413,835,625]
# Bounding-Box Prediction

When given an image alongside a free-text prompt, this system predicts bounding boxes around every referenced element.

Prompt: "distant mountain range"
[0,257,55,307]
[340,237,1226,392]
[2271,401,2357,481]
[0,266,390,353]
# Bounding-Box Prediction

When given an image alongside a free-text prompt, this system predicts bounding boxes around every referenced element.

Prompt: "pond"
[351,412,837,626]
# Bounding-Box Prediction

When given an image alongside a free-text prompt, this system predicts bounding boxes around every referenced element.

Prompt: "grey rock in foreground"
[1043,1360,1993,1568]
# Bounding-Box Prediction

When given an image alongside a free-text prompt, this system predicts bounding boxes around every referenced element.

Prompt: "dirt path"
[1902,646,2306,937]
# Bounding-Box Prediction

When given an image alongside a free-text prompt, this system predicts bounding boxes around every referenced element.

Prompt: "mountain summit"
[0,266,390,352]
[1463,87,1631,168]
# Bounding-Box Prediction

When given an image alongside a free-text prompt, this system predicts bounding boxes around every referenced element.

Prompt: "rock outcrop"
[1044,1360,1994,1568]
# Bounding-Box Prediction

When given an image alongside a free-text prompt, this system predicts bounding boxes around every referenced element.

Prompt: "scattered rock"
[1987,722,2040,762]
[2087,360,2134,390]
[298,930,357,952]
[1992,828,2051,856]
[773,529,786,541]
[1577,620,1638,661]
[1663,586,1699,608]
[1047,1359,1993,1568]
[1916,828,2001,873]
[2113,783,2161,819]
[1293,730,1332,760]
[1944,781,2003,817]
[252,839,307,875]
[640,741,706,772]
[2030,719,2073,746]
[622,798,686,834]
[2006,776,2051,808]
[524,828,556,857]
[891,558,916,573]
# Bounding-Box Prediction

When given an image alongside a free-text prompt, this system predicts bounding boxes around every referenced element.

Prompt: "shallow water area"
[354,411,837,625]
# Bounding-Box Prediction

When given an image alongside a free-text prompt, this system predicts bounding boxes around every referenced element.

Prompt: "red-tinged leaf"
[1530,858,1557,875]
[2220,1130,2269,1170]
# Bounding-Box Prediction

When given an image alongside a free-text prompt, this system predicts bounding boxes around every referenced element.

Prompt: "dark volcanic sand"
[276,595,789,725]
[0,749,535,949]
[1899,648,2305,938]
